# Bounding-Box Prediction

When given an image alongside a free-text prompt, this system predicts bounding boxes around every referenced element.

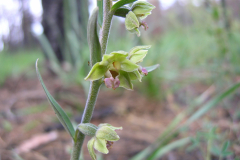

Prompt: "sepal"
[131,1,155,20]
[85,62,108,81]
[118,71,133,90]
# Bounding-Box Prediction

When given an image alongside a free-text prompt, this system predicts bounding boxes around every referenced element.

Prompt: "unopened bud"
[78,123,97,137]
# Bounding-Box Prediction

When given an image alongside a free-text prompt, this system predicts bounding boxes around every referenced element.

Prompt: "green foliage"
[111,0,137,11]
[0,49,43,85]
[131,81,240,160]
[97,0,103,27]
[36,60,75,140]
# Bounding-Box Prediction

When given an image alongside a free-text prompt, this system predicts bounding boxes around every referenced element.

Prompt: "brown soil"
[0,72,239,160]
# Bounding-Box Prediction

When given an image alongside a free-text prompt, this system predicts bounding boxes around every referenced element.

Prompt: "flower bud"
[86,123,122,160]
[78,123,97,137]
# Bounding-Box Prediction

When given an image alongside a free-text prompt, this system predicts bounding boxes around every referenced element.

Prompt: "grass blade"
[151,137,191,160]
[36,59,75,140]
[185,82,240,125]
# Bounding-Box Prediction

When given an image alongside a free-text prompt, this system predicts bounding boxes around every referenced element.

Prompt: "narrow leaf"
[152,137,191,159]
[97,0,103,27]
[221,141,230,152]
[186,82,240,125]
[36,59,75,140]
[111,0,137,11]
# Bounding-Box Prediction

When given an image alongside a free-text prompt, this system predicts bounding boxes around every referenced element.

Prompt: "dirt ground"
[0,71,239,160]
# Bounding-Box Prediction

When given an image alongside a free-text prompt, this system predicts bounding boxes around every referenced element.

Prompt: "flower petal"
[129,50,148,64]
[94,138,109,154]
[96,126,120,141]
[87,137,97,160]
[129,45,151,57]
[120,59,139,72]
[85,62,108,81]
[118,71,133,90]
[98,123,123,131]
[128,70,142,82]
[144,64,160,73]
[131,1,155,19]
[100,51,128,66]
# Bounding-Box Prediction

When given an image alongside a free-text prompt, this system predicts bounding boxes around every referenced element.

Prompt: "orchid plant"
[36,0,158,160]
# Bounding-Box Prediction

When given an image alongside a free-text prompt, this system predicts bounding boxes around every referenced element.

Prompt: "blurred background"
[0,0,240,159]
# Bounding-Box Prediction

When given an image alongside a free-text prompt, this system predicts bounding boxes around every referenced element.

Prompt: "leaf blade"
[97,0,103,27]
[36,59,75,140]
[111,0,137,11]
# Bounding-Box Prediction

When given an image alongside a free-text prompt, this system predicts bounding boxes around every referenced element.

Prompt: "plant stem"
[71,1,115,159]
[70,80,102,160]
[100,0,114,55]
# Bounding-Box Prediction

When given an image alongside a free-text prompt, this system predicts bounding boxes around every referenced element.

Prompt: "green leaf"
[111,0,137,11]
[129,50,148,63]
[151,137,191,159]
[114,7,130,18]
[222,151,233,156]
[88,137,97,160]
[94,138,109,154]
[97,0,103,27]
[85,62,108,81]
[118,71,133,90]
[88,7,102,66]
[145,64,160,73]
[221,141,230,152]
[36,59,75,140]
[186,82,240,125]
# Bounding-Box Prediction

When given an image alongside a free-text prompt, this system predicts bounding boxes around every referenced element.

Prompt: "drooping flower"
[78,123,122,160]
[85,45,158,90]
[131,1,155,20]
[124,1,155,36]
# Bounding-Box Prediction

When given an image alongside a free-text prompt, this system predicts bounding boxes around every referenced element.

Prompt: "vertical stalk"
[100,0,115,55]
[71,1,115,159]
[70,80,101,160]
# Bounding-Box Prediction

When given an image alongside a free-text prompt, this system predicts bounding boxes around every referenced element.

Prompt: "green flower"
[85,45,152,90]
[131,1,155,20]
[78,123,122,160]
[125,11,140,36]
[125,1,155,36]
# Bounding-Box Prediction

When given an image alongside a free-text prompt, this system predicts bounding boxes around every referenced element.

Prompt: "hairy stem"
[71,1,115,159]
[70,80,102,160]
[100,0,114,55]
